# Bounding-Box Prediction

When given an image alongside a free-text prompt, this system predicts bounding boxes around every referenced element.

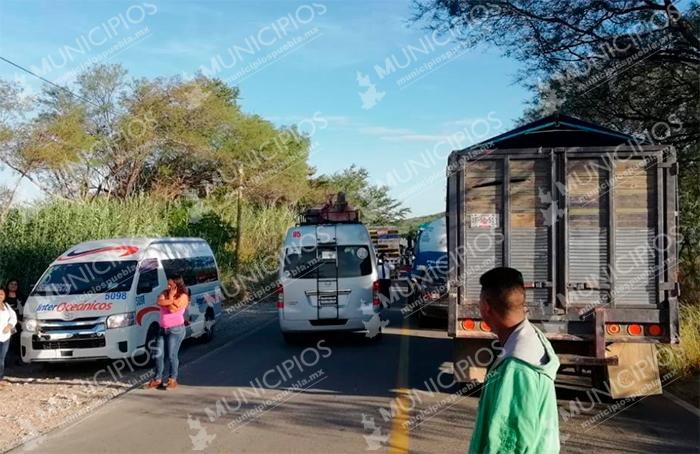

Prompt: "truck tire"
[282,332,299,344]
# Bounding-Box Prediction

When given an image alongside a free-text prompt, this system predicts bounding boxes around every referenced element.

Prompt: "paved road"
[12,299,700,453]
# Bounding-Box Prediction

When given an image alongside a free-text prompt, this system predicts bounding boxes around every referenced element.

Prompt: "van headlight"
[106,312,135,329]
[23,319,38,333]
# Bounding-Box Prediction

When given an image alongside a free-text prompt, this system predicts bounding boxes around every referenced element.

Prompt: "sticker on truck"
[470,213,499,229]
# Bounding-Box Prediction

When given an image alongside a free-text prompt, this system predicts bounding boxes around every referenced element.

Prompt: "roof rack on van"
[300,192,361,225]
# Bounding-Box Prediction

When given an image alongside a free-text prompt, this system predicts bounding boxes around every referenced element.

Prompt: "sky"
[0,0,530,216]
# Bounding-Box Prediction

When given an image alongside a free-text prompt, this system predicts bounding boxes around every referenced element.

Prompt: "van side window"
[137,259,160,294]
[162,256,218,285]
[338,246,372,277]
[283,248,319,279]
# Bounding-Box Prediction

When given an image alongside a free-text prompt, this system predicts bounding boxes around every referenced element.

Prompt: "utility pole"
[234,163,244,274]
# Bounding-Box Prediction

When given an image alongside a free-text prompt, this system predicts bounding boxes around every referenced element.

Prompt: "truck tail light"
[627,324,643,336]
[373,280,380,307]
[461,319,475,330]
[480,321,491,332]
[647,324,662,336]
[606,323,621,335]
[276,284,284,308]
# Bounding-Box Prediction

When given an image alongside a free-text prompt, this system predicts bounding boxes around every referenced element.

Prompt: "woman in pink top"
[146,277,189,390]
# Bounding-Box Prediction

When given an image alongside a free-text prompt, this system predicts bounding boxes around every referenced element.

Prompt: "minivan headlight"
[106,312,135,329]
[23,318,38,333]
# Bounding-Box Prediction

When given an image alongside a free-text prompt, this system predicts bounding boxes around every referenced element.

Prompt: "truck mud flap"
[606,343,662,398]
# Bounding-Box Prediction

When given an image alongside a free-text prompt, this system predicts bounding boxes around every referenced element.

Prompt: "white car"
[21,237,224,363]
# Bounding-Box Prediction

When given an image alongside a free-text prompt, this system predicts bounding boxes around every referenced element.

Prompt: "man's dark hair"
[479,267,526,316]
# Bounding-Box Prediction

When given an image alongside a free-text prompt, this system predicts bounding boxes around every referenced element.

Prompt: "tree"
[313,165,410,224]
[0,80,33,222]
[414,0,699,152]
[0,65,314,204]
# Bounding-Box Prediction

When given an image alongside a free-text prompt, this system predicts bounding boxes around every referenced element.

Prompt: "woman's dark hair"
[169,276,188,298]
[4,278,23,300]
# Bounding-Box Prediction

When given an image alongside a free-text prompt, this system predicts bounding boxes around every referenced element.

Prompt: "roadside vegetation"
[397,211,443,236]
[0,64,409,300]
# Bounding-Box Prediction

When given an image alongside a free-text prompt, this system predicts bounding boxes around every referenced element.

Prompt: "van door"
[135,259,163,345]
[335,245,374,320]
[281,245,322,321]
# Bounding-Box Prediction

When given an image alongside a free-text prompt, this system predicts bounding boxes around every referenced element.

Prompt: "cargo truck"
[446,114,679,398]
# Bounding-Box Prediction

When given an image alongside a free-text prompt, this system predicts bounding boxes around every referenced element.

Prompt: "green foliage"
[0,196,296,296]
[0,64,313,204]
[397,211,444,236]
[658,303,700,378]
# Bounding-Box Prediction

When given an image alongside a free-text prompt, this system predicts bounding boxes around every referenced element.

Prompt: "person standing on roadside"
[0,288,18,386]
[378,253,392,308]
[145,277,189,390]
[4,279,24,365]
[469,267,560,454]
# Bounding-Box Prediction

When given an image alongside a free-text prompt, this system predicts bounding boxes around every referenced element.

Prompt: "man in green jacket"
[469,267,560,454]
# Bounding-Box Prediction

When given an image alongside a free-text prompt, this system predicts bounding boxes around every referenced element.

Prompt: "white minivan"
[277,223,382,339]
[21,237,224,363]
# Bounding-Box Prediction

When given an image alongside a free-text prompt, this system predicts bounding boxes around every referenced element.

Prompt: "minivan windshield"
[31,261,138,296]
[284,246,372,279]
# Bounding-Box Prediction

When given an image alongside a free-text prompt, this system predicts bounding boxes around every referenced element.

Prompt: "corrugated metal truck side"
[446,136,679,397]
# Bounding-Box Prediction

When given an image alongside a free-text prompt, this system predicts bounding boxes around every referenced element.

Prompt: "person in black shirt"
[4,279,23,364]
[4,279,23,315]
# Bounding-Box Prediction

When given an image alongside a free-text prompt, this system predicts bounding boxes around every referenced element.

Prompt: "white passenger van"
[277,222,382,339]
[21,237,224,363]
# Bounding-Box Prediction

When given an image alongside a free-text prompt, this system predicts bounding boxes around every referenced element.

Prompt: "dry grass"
[658,302,700,378]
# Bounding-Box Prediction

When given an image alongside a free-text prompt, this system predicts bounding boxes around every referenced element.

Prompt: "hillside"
[397,211,444,236]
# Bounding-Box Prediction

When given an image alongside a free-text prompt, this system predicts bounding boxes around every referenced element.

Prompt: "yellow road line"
[389,323,411,454]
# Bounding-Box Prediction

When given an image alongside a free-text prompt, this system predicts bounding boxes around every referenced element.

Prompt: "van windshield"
[31,261,138,296]
[284,246,372,279]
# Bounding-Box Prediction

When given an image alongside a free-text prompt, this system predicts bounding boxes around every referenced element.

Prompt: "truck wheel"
[416,310,426,328]
[282,332,298,344]
[591,367,611,398]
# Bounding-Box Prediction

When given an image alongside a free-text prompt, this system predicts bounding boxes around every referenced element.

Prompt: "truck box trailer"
[446,114,679,397]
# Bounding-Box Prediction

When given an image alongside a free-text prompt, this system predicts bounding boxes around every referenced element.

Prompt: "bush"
[658,303,700,378]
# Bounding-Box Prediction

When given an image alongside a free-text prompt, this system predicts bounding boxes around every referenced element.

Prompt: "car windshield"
[31,261,138,296]
[284,246,372,279]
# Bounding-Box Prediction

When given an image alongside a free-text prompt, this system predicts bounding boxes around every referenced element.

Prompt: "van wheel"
[368,327,383,342]
[138,324,160,368]
[202,309,216,343]
[202,322,215,343]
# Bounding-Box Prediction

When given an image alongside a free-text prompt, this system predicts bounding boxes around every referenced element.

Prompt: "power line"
[0,55,100,107]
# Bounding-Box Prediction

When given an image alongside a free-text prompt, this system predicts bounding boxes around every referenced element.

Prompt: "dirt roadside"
[0,301,277,453]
